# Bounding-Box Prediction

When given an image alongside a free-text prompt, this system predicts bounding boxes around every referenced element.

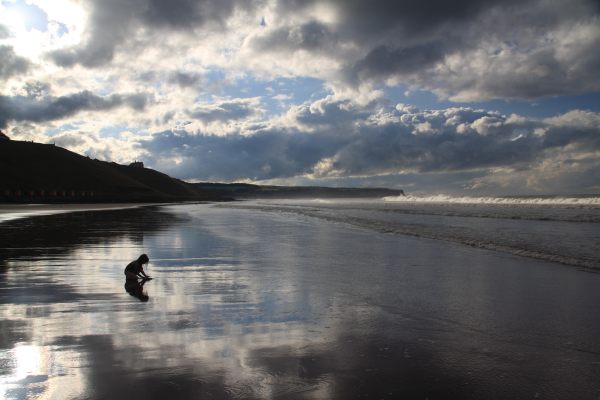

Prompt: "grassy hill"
[0,140,218,202]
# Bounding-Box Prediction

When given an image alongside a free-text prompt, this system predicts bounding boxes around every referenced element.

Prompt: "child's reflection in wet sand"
[124,278,150,302]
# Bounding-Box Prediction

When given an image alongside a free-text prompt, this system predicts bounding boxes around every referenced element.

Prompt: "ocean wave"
[383,194,600,206]
[220,202,600,270]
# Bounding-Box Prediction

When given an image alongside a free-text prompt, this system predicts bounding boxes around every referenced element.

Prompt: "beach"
[1,201,599,399]
[0,203,160,224]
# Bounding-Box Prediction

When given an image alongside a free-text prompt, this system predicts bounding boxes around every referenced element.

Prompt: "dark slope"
[0,141,217,202]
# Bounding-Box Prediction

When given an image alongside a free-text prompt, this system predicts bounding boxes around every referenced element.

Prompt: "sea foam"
[382,194,600,206]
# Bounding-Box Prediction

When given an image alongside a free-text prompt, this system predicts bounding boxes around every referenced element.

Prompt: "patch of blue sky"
[95,82,114,97]
[204,68,226,82]
[191,68,225,103]
[383,85,600,118]
[217,73,329,116]
[100,124,140,138]
[2,0,47,31]
[45,123,78,137]
[55,22,68,36]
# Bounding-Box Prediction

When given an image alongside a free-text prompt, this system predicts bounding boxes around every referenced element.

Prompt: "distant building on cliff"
[129,160,144,168]
[0,130,10,141]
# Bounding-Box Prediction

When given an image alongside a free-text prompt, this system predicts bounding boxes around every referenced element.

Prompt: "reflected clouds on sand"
[1,204,600,399]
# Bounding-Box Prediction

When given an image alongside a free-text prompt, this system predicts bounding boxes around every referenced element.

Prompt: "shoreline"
[220,200,600,271]
[0,203,174,224]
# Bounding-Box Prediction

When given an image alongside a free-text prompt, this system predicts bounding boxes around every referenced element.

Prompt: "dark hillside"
[0,140,403,203]
[0,141,217,202]
[109,163,199,198]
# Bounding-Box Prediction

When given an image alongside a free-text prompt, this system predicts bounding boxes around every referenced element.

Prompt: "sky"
[1,0,599,195]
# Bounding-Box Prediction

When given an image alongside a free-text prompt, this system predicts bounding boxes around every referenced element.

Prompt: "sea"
[227,195,600,270]
[0,196,599,399]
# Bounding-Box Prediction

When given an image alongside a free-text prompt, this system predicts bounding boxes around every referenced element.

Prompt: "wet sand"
[1,203,599,399]
[0,203,164,224]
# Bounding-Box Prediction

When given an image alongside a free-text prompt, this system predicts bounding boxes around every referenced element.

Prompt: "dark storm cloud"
[140,98,600,182]
[0,45,31,79]
[265,0,522,55]
[278,0,509,36]
[253,0,600,100]
[349,0,600,99]
[351,42,447,79]
[43,0,600,99]
[139,0,237,28]
[141,127,345,181]
[188,98,260,122]
[251,20,337,52]
[0,91,151,128]
[331,125,526,175]
[326,108,600,176]
[49,0,257,68]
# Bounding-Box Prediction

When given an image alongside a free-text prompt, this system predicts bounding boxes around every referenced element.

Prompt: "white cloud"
[132,96,600,194]
[1,0,599,195]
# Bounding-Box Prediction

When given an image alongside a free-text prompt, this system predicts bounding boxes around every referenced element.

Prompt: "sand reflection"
[1,204,600,399]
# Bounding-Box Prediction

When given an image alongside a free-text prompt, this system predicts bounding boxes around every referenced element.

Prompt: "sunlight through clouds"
[0,0,599,194]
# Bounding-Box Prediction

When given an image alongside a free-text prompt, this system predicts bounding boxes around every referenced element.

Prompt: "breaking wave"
[383,194,600,206]
[220,198,600,270]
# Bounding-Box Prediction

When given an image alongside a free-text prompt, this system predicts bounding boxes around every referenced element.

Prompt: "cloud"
[51,131,90,148]
[48,0,256,68]
[138,96,600,194]
[361,0,600,101]
[350,43,447,79]
[0,90,151,128]
[310,106,599,177]
[187,97,262,123]
[245,0,600,100]
[140,127,345,181]
[275,0,508,37]
[0,45,31,79]
[39,0,600,100]
[168,71,203,88]
[290,96,373,127]
[2,0,599,195]
[0,24,9,39]
[22,81,52,99]
[250,20,337,53]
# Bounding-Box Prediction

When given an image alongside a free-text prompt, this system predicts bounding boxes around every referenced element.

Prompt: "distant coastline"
[0,140,403,204]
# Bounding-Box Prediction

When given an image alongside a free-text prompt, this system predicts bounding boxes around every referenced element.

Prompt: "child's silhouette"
[124,254,152,280]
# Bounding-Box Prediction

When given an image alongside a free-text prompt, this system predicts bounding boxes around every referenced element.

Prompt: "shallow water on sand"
[1,203,600,399]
